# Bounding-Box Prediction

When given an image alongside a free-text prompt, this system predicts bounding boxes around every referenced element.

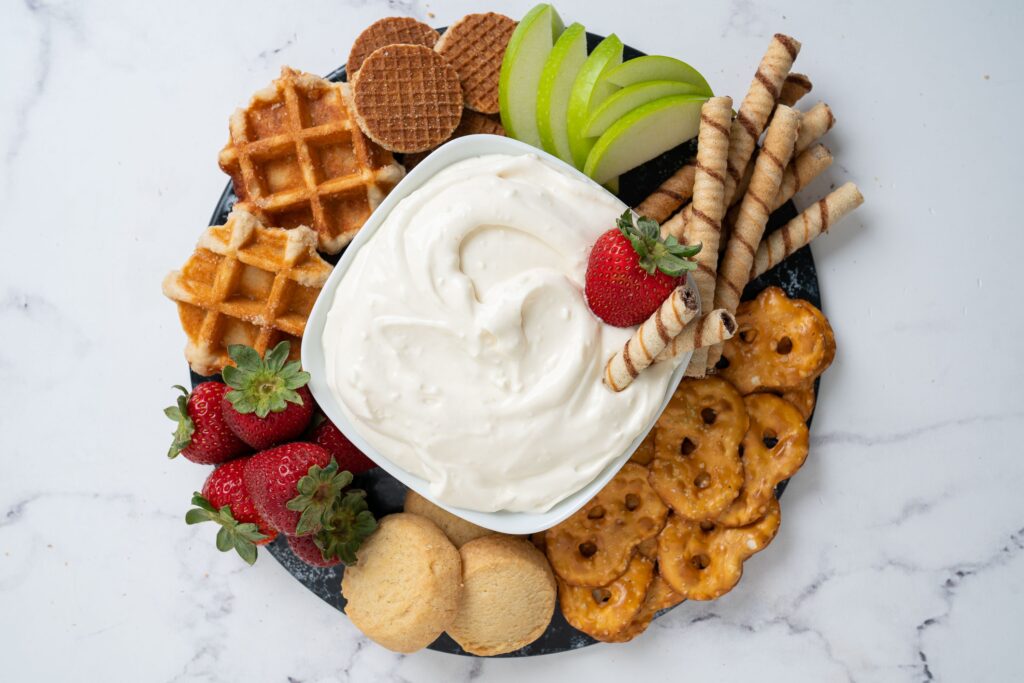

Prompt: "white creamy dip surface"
[322,153,678,512]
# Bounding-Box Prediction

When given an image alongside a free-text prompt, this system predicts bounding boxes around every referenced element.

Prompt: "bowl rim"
[301,134,696,534]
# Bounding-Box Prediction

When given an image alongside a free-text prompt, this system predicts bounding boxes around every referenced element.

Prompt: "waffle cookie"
[350,44,463,153]
[162,209,332,376]
[347,16,440,75]
[434,13,517,114]
[219,67,404,254]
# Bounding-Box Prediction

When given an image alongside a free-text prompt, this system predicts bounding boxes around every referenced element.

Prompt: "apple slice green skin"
[603,55,713,96]
[498,4,565,148]
[583,80,705,138]
[537,23,588,164]
[584,95,708,185]
[566,34,623,169]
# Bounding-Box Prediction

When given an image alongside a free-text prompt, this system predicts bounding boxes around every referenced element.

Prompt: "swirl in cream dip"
[322,153,678,512]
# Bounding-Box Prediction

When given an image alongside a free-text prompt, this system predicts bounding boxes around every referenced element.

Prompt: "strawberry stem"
[223,341,311,418]
[616,210,702,278]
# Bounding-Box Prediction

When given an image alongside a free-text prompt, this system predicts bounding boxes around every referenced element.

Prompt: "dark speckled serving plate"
[189,32,820,657]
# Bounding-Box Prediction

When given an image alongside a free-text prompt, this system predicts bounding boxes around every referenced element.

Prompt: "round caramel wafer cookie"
[347,16,440,75]
[351,44,463,153]
[403,109,506,169]
[434,12,517,114]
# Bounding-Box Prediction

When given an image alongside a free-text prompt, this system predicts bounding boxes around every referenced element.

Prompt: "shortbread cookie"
[447,535,556,655]
[341,513,462,653]
[404,489,492,547]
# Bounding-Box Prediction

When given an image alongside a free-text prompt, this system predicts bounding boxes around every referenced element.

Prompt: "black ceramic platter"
[190,31,821,657]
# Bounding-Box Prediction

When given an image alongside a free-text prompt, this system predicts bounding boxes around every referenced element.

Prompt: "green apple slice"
[537,23,588,164]
[566,34,623,169]
[583,80,704,138]
[583,95,707,185]
[603,55,712,96]
[498,4,565,148]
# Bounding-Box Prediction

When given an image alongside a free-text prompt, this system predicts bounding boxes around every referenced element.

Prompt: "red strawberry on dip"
[585,210,701,327]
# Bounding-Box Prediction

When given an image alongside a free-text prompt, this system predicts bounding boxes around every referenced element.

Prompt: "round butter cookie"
[404,489,492,547]
[446,535,556,656]
[341,513,462,653]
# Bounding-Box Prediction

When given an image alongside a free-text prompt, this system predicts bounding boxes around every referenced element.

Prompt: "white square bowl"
[302,134,695,535]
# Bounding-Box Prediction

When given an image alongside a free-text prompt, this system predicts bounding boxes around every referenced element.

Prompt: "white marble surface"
[1,0,1021,680]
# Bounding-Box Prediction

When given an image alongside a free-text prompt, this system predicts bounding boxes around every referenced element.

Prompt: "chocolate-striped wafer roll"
[667,34,801,238]
[779,73,813,106]
[795,102,835,155]
[715,106,801,315]
[724,34,801,203]
[682,96,733,378]
[604,285,699,392]
[654,309,738,363]
[725,143,833,229]
[637,163,696,224]
[731,102,834,212]
[750,182,864,278]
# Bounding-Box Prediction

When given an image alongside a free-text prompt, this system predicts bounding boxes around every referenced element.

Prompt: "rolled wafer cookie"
[682,96,733,378]
[663,34,800,239]
[724,34,801,204]
[725,143,833,230]
[654,309,738,363]
[750,182,864,278]
[636,164,696,223]
[715,105,801,315]
[730,102,835,208]
[604,285,699,392]
[795,102,835,156]
[779,73,813,107]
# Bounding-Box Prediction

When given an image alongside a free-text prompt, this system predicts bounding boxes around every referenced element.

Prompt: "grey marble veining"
[1,0,1022,681]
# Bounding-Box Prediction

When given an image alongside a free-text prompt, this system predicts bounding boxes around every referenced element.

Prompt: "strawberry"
[244,443,377,562]
[185,458,276,565]
[165,383,250,464]
[287,534,341,568]
[310,416,377,475]
[221,341,315,449]
[584,210,702,327]
[242,442,335,534]
[309,486,376,565]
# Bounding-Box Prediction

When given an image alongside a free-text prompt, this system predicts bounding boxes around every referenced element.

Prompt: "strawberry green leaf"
[223,342,309,417]
[185,493,267,565]
[286,458,355,536]
[315,490,377,565]
[637,216,660,240]
[166,386,195,459]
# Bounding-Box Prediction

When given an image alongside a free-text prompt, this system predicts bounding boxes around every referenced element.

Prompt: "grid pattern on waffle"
[435,13,517,114]
[219,67,403,255]
[162,210,333,376]
[351,45,463,153]
[347,17,439,74]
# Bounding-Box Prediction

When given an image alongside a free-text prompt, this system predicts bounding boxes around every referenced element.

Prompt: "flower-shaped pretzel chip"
[717,394,809,527]
[559,554,654,642]
[629,430,656,466]
[658,498,781,600]
[602,573,686,643]
[649,377,747,521]
[546,464,668,587]
[719,286,836,394]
